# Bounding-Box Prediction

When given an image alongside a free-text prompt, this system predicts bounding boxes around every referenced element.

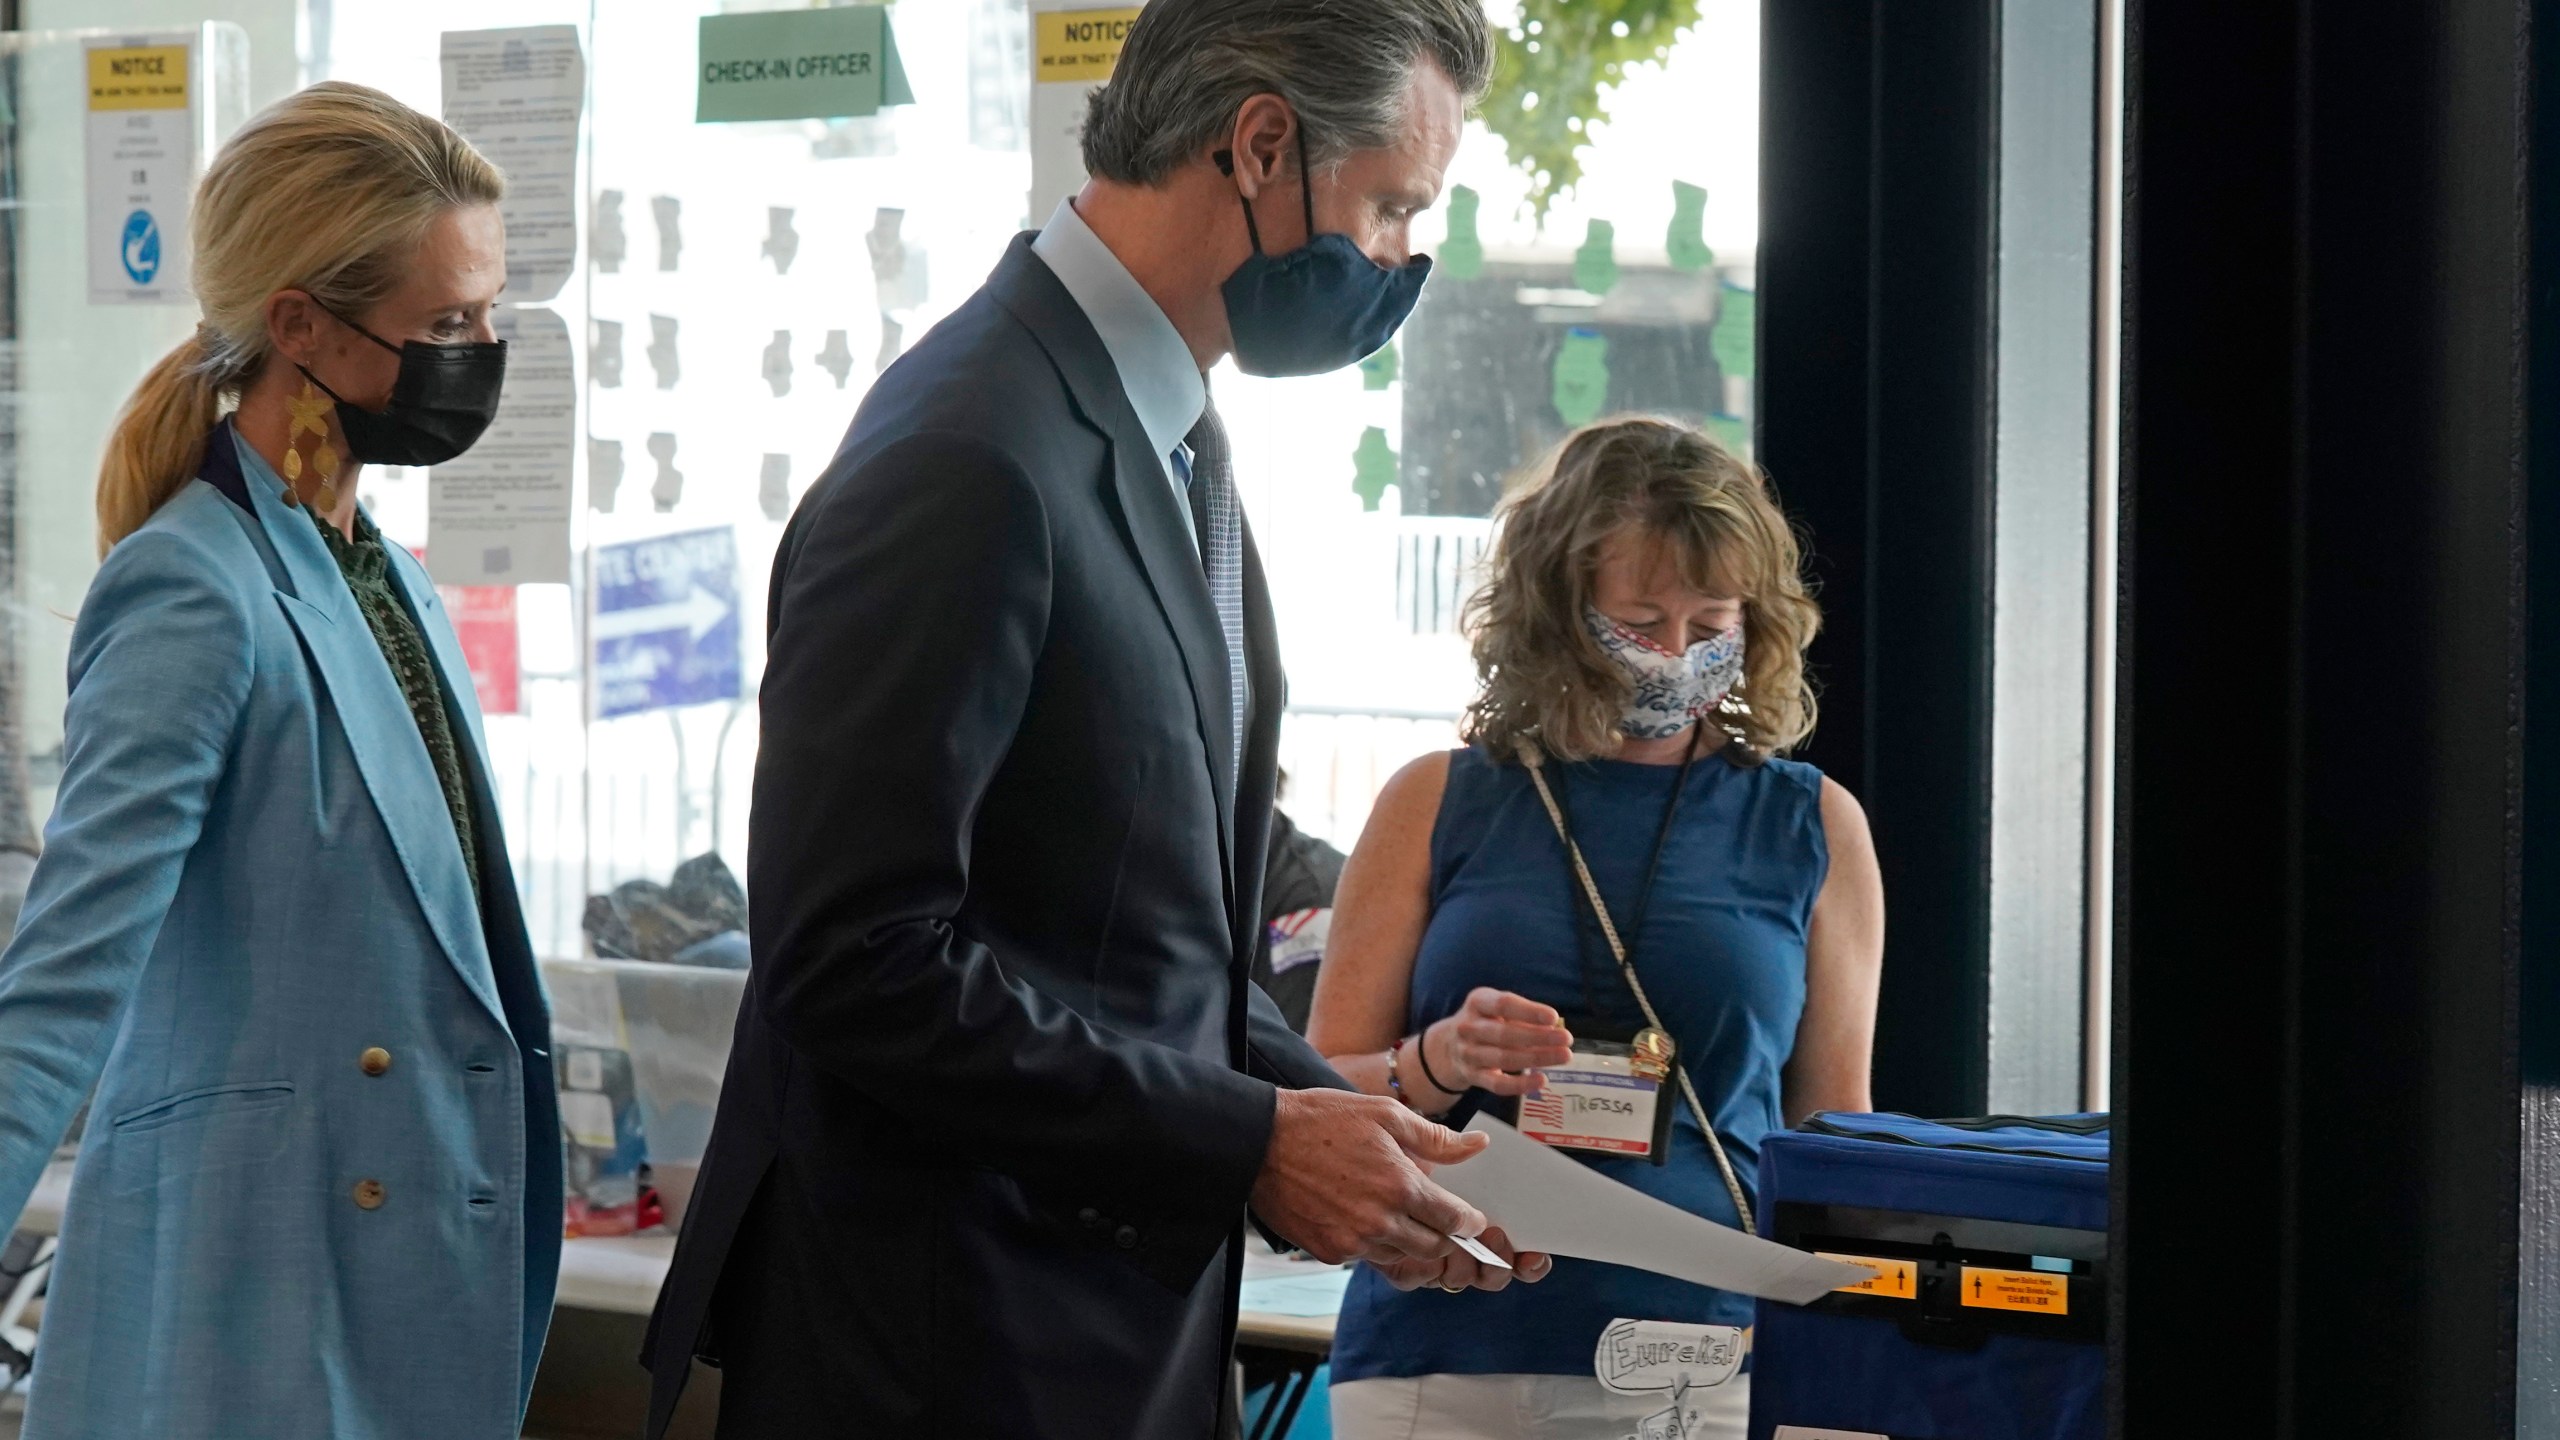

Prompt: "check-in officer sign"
[86,34,197,304]
[696,6,914,123]
[593,527,743,719]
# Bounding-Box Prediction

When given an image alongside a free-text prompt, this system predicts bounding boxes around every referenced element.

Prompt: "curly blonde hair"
[1460,416,1821,761]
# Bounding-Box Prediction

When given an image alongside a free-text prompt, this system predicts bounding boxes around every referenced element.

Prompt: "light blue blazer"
[0,424,561,1439]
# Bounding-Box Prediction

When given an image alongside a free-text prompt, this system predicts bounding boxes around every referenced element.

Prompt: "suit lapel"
[234,449,504,1026]
[1232,516,1285,956]
[987,238,1242,873]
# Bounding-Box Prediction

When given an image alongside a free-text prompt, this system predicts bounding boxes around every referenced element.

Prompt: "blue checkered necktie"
[1181,399,1247,798]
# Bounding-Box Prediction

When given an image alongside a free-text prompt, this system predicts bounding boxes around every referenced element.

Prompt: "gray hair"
[1080,0,1493,187]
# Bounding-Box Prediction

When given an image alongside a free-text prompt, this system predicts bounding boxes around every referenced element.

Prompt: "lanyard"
[1521,728,1758,1235]
[1547,724,1705,1026]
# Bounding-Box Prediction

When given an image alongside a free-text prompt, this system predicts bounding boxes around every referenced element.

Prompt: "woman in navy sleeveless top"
[1310,419,1885,1440]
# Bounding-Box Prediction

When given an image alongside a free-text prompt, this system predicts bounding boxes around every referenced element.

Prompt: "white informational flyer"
[427,305,574,585]
[1027,1,1143,223]
[440,25,585,305]
[1438,1116,1872,1306]
[85,33,198,304]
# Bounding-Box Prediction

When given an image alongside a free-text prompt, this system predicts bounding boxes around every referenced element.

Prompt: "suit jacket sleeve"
[0,529,253,1230]
[750,431,1277,1283]
[1244,982,1352,1092]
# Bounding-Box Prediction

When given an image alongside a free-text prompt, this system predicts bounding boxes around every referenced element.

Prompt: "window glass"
[13,0,1759,959]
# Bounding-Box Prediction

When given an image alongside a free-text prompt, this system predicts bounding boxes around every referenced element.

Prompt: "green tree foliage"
[1479,0,1702,221]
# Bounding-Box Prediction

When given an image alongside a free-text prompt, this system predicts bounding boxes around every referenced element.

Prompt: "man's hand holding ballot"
[1251,1088,1556,1293]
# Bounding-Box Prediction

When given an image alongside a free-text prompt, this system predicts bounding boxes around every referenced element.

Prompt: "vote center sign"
[593,528,743,720]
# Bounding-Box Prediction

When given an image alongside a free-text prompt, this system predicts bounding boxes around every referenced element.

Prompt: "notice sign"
[85,35,195,304]
[1035,7,1139,82]
[427,305,575,585]
[696,7,914,123]
[593,527,742,719]
[1029,0,1147,220]
[442,26,585,305]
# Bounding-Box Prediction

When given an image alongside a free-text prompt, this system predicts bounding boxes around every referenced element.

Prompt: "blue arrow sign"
[593,526,742,718]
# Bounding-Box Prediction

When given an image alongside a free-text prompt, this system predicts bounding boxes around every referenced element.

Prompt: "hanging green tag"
[1440,185,1485,281]
[1352,427,1399,511]
[1711,282,1756,381]
[1360,340,1400,391]
[1668,180,1714,271]
[1573,219,1619,297]
[697,7,914,123]
[1553,328,1610,427]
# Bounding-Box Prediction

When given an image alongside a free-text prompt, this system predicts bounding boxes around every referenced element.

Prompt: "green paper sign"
[697,7,914,123]
[1440,185,1484,281]
[1353,427,1398,511]
[1574,219,1619,297]
[1553,328,1610,427]
[1712,282,1756,380]
[1360,340,1400,391]
[1668,180,1714,271]
[1706,413,1751,460]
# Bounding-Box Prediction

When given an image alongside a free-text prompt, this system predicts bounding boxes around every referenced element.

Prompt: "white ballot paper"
[1438,1116,1870,1306]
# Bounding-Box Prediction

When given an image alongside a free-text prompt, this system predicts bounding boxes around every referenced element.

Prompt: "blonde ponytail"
[96,330,227,558]
[94,81,503,554]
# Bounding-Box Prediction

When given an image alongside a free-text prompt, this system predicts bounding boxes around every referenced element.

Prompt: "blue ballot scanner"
[1747,1113,2109,1440]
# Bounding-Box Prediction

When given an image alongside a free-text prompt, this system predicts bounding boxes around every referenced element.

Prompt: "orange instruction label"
[1817,1252,1917,1301]
[1959,1265,2070,1315]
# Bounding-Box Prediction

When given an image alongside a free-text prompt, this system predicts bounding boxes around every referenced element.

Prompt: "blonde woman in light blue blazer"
[0,83,560,1438]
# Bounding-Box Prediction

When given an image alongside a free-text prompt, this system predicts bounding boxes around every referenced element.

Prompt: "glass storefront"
[7,0,1761,960]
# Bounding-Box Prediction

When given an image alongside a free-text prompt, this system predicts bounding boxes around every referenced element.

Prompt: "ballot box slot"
[1774,1201,2107,1348]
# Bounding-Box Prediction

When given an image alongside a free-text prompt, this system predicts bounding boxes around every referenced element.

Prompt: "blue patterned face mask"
[1584,606,1746,740]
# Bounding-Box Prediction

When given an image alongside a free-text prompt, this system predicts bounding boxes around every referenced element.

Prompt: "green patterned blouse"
[307,506,480,901]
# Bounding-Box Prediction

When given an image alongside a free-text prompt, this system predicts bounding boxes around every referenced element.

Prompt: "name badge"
[1518,1040,1673,1161]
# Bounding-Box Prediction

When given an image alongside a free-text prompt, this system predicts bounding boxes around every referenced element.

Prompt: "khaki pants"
[1330,1372,1751,1440]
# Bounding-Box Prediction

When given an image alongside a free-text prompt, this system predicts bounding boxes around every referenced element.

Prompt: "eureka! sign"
[696,6,914,123]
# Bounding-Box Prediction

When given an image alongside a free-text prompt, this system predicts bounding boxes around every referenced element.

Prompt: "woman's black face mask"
[296,300,507,467]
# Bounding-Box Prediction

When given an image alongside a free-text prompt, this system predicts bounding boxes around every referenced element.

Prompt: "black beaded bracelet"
[1414,1025,1462,1096]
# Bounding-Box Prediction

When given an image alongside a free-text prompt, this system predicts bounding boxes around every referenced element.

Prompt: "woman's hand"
[1417,988,1576,1098]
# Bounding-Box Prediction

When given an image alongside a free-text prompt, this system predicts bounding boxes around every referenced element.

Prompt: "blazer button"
[1114,1225,1140,1251]
[359,1047,392,1077]
[353,1179,387,1210]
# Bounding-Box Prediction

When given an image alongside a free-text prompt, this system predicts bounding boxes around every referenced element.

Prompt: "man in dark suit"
[640,3,1548,1436]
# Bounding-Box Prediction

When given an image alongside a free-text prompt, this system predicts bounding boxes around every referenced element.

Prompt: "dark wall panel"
[2116,1,2530,1433]
[1761,0,1996,1117]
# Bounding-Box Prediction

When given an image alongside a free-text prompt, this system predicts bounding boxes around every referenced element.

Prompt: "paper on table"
[1438,1116,1869,1306]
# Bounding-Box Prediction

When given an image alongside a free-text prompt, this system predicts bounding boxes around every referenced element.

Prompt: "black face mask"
[1217,131,1432,378]
[297,303,507,467]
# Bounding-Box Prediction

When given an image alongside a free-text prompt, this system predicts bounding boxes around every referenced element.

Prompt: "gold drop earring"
[283,378,342,511]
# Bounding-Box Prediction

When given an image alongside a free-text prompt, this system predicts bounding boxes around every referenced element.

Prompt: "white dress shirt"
[1030,197,1207,553]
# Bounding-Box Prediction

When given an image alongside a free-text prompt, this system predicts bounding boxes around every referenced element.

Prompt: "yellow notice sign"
[1817,1252,1917,1301]
[1960,1265,2070,1316]
[88,45,188,111]
[1036,8,1141,83]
